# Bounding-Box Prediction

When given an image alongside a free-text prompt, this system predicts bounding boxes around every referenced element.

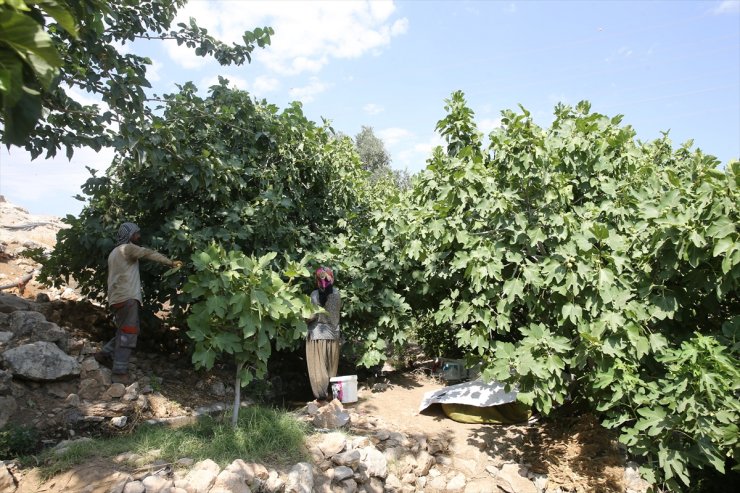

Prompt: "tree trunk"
[232,360,245,428]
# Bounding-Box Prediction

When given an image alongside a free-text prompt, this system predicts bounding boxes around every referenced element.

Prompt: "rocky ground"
[0,196,651,493]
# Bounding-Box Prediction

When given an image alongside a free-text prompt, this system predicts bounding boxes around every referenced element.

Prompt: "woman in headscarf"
[305,266,342,402]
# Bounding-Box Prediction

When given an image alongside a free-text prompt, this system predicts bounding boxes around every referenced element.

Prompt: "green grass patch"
[32,405,308,480]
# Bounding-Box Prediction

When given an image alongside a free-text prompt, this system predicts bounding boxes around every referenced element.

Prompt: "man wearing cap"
[95,222,182,383]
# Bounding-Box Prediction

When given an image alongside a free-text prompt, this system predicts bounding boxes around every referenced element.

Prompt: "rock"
[624,461,651,493]
[312,399,350,429]
[350,436,371,450]
[263,470,285,493]
[2,341,80,381]
[445,473,466,492]
[107,474,133,493]
[7,311,68,350]
[414,450,435,476]
[337,478,358,493]
[415,476,427,490]
[285,462,313,493]
[78,378,103,400]
[361,477,383,493]
[0,464,17,493]
[61,287,77,300]
[382,446,403,463]
[332,466,354,482]
[65,393,80,407]
[428,475,447,491]
[497,463,537,493]
[0,395,18,427]
[359,446,387,479]
[225,459,269,491]
[306,401,320,415]
[0,293,31,313]
[210,469,251,493]
[53,437,94,455]
[332,450,361,468]
[142,474,173,493]
[427,438,448,455]
[181,458,221,493]
[453,457,478,475]
[0,331,13,344]
[0,370,11,396]
[178,458,195,467]
[209,380,226,396]
[531,473,548,492]
[374,430,390,441]
[123,481,145,493]
[313,473,332,493]
[80,358,99,374]
[384,473,402,491]
[105,383,127,399]
[463,479,493,493]
[110,416,128,427]
[317,432,347,458]
[401,472,416,484]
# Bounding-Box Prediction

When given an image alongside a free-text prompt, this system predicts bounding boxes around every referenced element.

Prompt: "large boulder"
[2,341,80,381]
[0,293,31,314]
[6,311,69,351]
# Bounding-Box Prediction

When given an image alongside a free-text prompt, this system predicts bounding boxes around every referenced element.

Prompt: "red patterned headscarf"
[315,266,334,290]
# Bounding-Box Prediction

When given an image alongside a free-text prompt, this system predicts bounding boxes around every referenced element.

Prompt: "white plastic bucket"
[439,359,466,381]
[330,375,358,403]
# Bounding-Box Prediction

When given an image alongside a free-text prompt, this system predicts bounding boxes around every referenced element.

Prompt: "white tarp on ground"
[419,378,519,413]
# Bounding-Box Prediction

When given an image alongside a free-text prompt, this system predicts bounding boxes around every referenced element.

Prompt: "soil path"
[352,371,518,465]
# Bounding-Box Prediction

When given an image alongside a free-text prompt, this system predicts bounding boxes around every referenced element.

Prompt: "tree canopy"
[389,92,739,490]
[0,0,272,157]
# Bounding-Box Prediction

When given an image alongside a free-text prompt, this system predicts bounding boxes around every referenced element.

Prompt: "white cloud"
[66,87,104,107]
[289,77,331,103]
[201,75,249,91]
[390,18,409,36]
[712,1,740,14]
[147,59,163,82]
[363,103,384,115]
[164,39,212,70]
[394,133,445,173]
[378,127,412,145]
[252,75,280,94]
[168,1,409,75]
[478,118,502,134]
[0,146,115,217]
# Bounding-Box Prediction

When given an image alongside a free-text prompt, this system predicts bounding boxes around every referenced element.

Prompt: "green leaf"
[37,0,79,37]
[706,217,735,239]
[0,9,62,87]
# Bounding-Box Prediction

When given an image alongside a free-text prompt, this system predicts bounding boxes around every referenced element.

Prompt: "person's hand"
[172,260,183,269]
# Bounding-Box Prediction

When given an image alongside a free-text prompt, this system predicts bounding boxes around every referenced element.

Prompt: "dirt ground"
[9,372,626,493]
[353,372,625,492]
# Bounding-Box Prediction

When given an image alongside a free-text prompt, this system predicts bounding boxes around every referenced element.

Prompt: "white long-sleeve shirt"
[107,243,174,306]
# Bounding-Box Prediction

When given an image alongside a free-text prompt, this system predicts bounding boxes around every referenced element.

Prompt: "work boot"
[111,373,131,385]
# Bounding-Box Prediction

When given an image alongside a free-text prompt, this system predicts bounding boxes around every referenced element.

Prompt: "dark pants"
[103,299,140,374]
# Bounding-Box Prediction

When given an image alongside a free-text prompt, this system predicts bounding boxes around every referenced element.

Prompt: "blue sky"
[1,0,738,217]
